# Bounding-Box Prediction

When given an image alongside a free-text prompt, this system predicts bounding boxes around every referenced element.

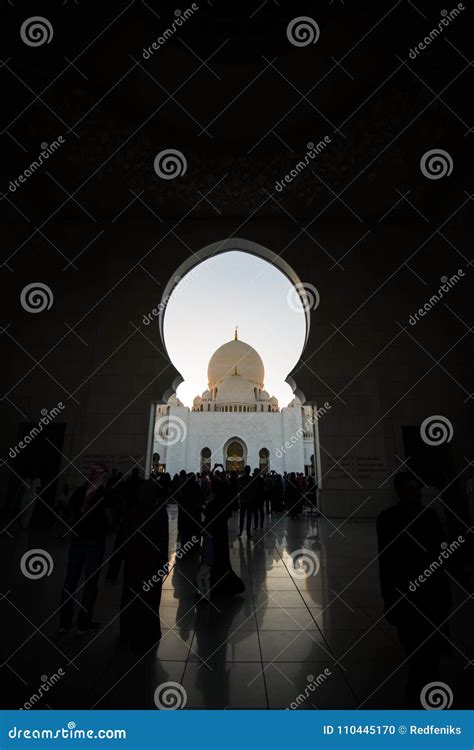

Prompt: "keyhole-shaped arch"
[159,238,310,406]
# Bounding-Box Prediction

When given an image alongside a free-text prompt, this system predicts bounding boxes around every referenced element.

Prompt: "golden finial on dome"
[234,325,238,341]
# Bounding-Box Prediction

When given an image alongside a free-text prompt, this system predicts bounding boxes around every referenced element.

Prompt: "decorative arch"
[259,447,270,473]
[200,447,211,473]
[145,238,320,481]
[224,437,247,473]
[158,238,310,404]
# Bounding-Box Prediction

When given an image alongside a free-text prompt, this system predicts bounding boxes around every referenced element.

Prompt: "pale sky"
[163,251,307,407]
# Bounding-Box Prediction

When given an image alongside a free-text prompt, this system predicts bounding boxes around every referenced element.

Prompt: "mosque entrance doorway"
[225,438,247,472]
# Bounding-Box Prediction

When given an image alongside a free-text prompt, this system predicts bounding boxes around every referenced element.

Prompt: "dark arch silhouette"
[158,238,310,404]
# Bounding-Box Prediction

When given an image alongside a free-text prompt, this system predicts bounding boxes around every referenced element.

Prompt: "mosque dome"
[216,374,257,405]
[287,396,302,408]
[208,333,264,389]
[167,394,184,407]
[259,390,270,401]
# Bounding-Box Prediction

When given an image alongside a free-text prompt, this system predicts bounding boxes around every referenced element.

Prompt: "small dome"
[259,390,270,401]
[202,390,212,400]
[193,395,203,405]
[208,338,264,388]
[168,394,184,407]
[216,374,256,405]
[269,396,278,404]
[287,396,302,408]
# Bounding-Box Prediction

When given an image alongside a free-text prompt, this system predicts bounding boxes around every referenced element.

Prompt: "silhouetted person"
[180,473,202,550]
[204,465,245,597]
[238,465,255,538]
[19,467,41,529]
[229,470,239,512]
[306,474,319,514]
[199,472,211,502]
[120,478,169,652]
[272,473,284,512]
[161,472,172,499]
[59,464,112,634]
[254,470,265,529]
[55,481,70,525]
[264,472,273,514]
[174,469,188,537]
[106,472,135,583]
[376,472,452,705]
[106,468,118,490]
[123,467,141,512]
[286,472,301,518]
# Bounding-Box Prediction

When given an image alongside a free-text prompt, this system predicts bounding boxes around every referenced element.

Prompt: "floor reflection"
[2,509,471,709]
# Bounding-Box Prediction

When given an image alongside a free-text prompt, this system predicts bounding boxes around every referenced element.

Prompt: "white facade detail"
[153,333,316,475]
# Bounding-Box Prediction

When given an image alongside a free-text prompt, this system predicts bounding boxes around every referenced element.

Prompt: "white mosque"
[152,330,321,476]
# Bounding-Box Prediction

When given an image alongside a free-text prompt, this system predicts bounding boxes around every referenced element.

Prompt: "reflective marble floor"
[1,508,472,709]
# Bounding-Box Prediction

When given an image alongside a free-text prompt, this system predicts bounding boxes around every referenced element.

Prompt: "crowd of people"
[167,465,320,541]
[55,463,319,651]
[10,458,470,706]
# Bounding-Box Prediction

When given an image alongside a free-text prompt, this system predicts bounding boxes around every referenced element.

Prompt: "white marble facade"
[153,333,317,476]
